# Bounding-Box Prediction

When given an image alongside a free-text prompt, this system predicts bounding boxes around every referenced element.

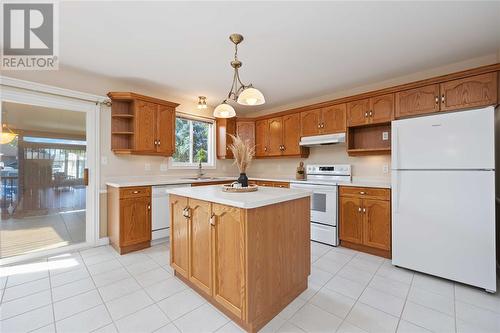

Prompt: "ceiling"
[53,2,500,113]
[2,102,86,136]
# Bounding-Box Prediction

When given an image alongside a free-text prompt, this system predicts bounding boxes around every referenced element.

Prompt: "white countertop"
[105,175,391,189]
[105,176,236,188]
[167,185,312,209]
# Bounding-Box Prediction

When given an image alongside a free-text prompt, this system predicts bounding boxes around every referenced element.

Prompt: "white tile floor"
[1,241,499,333]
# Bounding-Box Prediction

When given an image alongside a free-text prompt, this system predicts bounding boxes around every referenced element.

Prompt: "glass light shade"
[237,87,265,106]
[213,103,236,118]
[0,132,17,144]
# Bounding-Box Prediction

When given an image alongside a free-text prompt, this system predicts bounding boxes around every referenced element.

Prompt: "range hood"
[299,133,346,146]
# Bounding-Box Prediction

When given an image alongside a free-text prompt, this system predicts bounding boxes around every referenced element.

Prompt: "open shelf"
[347,123,391,156]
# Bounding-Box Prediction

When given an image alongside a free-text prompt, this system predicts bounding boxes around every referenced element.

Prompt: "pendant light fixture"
[214,33,265,118]
[197,96,208,109]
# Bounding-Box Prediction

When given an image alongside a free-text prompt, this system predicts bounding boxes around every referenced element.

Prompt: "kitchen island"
[167,185,311,333]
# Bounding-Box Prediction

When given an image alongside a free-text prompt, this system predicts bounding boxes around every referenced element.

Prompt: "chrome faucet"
[196,161,205,178]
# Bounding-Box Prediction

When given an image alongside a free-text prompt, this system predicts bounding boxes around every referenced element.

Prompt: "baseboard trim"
[96,237,110,246]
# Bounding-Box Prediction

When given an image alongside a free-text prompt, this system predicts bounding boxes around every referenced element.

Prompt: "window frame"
[169,114,216,169]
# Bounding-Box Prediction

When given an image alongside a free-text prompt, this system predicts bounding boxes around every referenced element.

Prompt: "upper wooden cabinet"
[255,120,268,157]
[255,114,309,158]
[347,94,394,127]
[300,104,346,136]
[236,120,255,148]
[439,72,497,112]
[108,92,179,156]
[396,72,498,118]
[395,84,440,118]
[216,118,236,159]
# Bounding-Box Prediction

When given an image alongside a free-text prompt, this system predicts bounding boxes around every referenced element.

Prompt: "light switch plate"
[145,163,151,171]
[383,164,389,174]
[382,131,389,141]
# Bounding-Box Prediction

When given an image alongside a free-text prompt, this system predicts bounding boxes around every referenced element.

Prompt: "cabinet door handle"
[365,112,368,118]
[183,207,191,218]
[435,96,439,105]
[359,191,366,195]
[154,140,158,146]
[264,146,267,152]
[147,203,151,210]
[441,94,445,104]
[210,213,216,226]
[369,111,373,117]
[317,123,321,128]
[363,208,366,213]
[358,207,362,213]
[133,190,139,194]
[282,145,286,151]
[157,140,160,146]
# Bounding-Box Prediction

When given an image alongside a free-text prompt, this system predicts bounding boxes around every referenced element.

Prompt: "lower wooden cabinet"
[170,196,245,315]
[107,186,152,254]
[339,186,391,258]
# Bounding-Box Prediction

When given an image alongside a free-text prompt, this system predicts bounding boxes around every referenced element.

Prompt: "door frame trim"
[0,75,105,264]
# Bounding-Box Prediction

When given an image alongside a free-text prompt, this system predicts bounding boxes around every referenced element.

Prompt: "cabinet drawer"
[120,186,151,199]
[339,186,390,200]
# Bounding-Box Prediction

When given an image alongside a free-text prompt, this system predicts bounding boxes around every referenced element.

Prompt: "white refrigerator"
[391,106,496,292]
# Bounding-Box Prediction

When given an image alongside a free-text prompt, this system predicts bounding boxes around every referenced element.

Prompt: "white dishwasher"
[152,184,191,240]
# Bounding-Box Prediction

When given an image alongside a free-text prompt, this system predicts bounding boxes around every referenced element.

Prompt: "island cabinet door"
[188,199,212,296]
[211,203,245,319]
[170,195,189,278]
[339,196,363,244]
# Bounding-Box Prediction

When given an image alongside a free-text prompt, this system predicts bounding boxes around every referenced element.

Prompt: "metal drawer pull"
[133,190,139,194]
[359,191,366,195]
[210,213,216,226]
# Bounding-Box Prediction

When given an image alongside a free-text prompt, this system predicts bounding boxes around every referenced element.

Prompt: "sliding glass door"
[0,101,89,259]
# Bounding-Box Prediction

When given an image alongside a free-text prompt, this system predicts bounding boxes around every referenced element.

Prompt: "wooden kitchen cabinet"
[169,194,310,332]
[211,203,245,318]
[255,114,309,158]
[216,118,236,159]
[395,84,441,118]
[267,117,283,157]
[189,199,213,296]
[347,94,394,126]
[439,72,498,112]
[108,92,179,156]
[339,196,363,244]
[363,199,391,251]
[300,104,346,136]
[107,185,152,254]
[170,195,189,277]
[339,186,391,258]
[236,120,256,148]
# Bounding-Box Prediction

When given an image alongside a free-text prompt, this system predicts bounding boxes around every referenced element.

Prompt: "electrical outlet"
[144,163,151,171]
[160,163,168,172]
[382,131,389,141]
[383,164,389,174]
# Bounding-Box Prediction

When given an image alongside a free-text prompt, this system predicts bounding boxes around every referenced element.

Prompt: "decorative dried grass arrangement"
[228,134,255,174]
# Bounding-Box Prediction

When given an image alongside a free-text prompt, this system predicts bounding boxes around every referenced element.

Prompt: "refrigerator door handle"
[394,171,401,214]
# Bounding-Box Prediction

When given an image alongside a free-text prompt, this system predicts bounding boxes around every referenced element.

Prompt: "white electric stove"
[290,164,351,246]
